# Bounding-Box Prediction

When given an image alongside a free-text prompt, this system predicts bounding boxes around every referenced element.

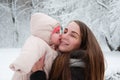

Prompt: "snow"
[104,51,120,80]
[104,51,120,75]
[0,48,20,80]
[0,49,120,80]
[0,0,120,50]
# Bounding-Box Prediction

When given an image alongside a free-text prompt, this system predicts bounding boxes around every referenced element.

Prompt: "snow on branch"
[96,0,109,10]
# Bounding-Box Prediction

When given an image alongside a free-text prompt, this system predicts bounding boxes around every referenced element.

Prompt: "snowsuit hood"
[30,13,60,44]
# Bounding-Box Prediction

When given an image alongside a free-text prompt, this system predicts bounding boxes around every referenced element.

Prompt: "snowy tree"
[105,0,120,51]
[0,0,31,47]
[0,0,120,51]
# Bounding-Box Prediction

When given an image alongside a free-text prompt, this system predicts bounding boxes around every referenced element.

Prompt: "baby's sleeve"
[9,35,47,74]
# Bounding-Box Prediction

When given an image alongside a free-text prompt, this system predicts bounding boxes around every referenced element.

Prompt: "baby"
[10,13,61,80]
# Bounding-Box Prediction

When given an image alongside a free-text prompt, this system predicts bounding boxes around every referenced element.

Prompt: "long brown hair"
[74,20,105,80]
[49,20,105,80]
[49,53,71,80]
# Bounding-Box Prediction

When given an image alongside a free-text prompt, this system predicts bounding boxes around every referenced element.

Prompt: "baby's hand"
[31,54,46,72]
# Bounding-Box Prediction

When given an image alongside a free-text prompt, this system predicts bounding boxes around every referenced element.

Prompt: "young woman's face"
[59,22,81,52]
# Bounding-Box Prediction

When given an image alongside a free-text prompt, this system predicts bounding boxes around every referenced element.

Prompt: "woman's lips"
[60,40,69,45]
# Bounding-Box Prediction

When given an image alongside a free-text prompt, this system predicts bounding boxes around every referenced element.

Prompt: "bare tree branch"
[96,0,109,10]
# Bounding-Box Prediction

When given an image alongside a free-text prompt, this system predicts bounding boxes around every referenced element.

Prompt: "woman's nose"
[61,33,68,40]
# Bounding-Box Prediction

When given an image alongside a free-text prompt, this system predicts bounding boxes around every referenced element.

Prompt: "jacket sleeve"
[9,35,48,74]
[30,70,46,80]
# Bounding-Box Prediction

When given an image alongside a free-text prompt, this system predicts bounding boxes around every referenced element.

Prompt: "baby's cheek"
[54,34,59,40]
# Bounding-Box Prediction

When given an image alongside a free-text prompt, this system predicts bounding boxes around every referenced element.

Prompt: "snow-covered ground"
[0,48,20,80]
[0,49,120,80]
[104,51,120,80]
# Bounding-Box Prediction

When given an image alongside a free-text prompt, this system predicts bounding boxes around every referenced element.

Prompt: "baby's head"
[50,26,61,48]
[30,13,61,44]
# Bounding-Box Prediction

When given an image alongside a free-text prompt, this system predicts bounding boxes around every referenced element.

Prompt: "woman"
[30,20,105,80]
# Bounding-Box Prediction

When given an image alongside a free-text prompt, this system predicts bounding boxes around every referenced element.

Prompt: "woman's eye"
[70,34,78,39]
[70,34,75,37]
[63,30,67,34]
[64,31,67,34]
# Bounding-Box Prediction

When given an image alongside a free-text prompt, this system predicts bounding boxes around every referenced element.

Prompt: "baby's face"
[51,26,61,46]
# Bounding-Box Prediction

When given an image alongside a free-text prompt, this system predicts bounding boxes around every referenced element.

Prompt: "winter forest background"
[0,0,120,80]
[0,0,120,51]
